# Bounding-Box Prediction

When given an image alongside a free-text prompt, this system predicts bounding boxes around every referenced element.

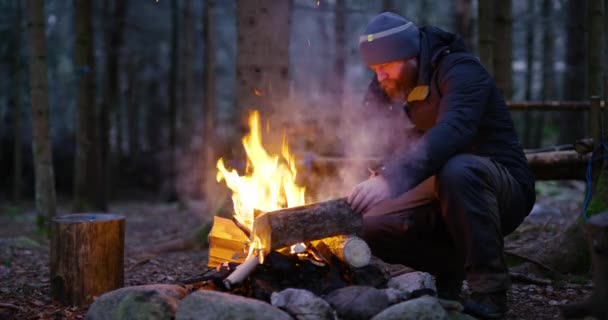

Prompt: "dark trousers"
[363,154,534,293]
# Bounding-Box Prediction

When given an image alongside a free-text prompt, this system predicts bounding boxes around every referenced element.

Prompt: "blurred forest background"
[0,0,606,225]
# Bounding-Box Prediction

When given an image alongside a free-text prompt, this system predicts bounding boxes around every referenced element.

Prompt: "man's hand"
[348,176,391,214]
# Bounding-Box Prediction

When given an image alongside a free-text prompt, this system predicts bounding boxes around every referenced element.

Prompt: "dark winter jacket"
[364,26,535,201]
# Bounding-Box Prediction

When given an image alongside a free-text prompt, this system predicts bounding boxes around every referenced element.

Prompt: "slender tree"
[25,0,57,230]
[202,0,218,201]
[382,0,395,12]
[559,0,587,144]
[12,0,23,203]
[454,0,473,51]
[236,0,292,119]
[167,0,179,201]
[100,0,128,208]
[73,0,98,211]
[477,0,494,74]
[333,0,346,109]
[533,0,555,148]
[180,0,194,145]
[493,0,512,98]
[522,0,535,147]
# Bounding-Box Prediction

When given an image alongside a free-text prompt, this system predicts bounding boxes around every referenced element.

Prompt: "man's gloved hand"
[348,176,391,214]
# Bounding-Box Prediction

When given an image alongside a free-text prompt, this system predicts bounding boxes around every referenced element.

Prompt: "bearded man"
[347,12,536,319]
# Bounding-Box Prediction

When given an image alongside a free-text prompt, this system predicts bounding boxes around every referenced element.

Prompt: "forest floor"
[0,181,597,320]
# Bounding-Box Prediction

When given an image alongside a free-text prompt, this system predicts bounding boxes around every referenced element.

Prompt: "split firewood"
[313,235,371,268]
[251,197,362,255]
[223,254,261,290]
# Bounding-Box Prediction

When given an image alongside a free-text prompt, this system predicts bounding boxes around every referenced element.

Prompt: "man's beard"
[380,79,408,102]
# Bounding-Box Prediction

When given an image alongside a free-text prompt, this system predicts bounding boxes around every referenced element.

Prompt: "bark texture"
[50,214,125,306]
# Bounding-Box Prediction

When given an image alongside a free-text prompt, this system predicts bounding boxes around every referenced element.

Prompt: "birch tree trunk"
[493,0,512,98]
[73,0,97,211]
[26,0,56,230]
[12,0,23,203]
[236,0,292,119]
[477,0,494,74]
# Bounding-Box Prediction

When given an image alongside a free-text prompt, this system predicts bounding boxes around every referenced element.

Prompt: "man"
[347,12,535,319]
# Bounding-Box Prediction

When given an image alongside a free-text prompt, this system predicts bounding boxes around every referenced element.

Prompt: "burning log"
[50,214,125,306]
[251,198,362,255]
[314,235,371,268]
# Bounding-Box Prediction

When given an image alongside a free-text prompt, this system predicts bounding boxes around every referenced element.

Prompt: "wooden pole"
[50,214,125,306]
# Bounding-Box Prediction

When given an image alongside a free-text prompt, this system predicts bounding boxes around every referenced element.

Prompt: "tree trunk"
[252,198,362,254]
[101,0,128,209]
[333,0,346,110]
[559,0,587,144]
[50,214,125,306]
[202,0,218,202]
[560,212,608,319]
[125,56,140,156]
[25,0,57,230]
[522,0,535,148]
[167,0,179,202]
[73,0,98,211]
[492,0,512,98]
[477,0,494,74]
[236,0,291,120]
[382,0,395,12]
[454,0,473,51]
[180,0,194,146]
[12,0,23,203]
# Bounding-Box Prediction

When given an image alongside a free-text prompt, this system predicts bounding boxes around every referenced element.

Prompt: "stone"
[86,284,187,320]
[382,288,407,305]
[387,271,436,296]
[446,311,477,320]
[271,288,337,320]
[371,296,448,320]
[324,286,390,320]
[176,290,292,320]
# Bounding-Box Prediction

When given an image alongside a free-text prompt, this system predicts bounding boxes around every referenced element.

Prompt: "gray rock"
[86,284,187,320]
[447,311,477,320]
[371,296,448,320]
[176,290,292,320]
[271,288,337,320]
[324,286,390,320]
[382,288,407,305]
[387,271,436,295]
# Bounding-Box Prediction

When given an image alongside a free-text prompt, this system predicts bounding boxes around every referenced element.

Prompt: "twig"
[126,258,152,272]
[505,250,560,274]
[223,254,260,290]
[0,302,21,311]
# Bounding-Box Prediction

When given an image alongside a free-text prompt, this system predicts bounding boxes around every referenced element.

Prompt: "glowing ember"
[216,111,306,237]
[253,88,262,96]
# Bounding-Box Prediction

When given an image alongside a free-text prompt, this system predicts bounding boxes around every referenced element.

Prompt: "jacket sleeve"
[381,56,492,197]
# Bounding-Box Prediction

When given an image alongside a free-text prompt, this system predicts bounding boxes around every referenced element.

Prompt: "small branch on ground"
[0,302,21,311]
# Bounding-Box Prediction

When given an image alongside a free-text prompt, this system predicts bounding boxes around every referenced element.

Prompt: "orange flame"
[216,111,306,235]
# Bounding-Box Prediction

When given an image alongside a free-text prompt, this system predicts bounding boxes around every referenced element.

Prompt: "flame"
[216,111,306,234]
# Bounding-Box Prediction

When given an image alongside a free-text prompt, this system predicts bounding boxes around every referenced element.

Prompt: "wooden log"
[314,235,371,268]
[50,214,125,306]
[207,216,249,268]
[251,198,362,255]
[560,212,608,319]
[223,254,260,290]
[525,150,589,180]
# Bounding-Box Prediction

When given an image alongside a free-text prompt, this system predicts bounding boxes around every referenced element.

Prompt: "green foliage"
[36,214,49,237]
[586,166,608,218]
[12,236,41,249]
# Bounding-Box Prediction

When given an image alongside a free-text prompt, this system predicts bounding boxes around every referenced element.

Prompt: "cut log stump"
[560,212,608,320]
[50,213,125,306]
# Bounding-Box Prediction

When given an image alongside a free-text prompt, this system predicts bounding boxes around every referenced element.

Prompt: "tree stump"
[560,212,608,320]
[50,213,125,306]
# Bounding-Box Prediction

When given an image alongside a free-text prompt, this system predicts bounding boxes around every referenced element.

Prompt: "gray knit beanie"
[359,12,420,66]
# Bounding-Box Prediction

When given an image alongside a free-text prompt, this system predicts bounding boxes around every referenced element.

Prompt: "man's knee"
[437,154,484,192]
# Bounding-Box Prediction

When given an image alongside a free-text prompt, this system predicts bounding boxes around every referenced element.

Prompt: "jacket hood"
[407,27,468,103]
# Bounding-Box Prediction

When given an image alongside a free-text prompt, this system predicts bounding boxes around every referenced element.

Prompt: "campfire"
[202,111,372,296]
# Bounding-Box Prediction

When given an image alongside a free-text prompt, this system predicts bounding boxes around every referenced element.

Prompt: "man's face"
[370,58,418,102]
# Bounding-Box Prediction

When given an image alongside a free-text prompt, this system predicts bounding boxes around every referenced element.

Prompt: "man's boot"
[463,291,508,319]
